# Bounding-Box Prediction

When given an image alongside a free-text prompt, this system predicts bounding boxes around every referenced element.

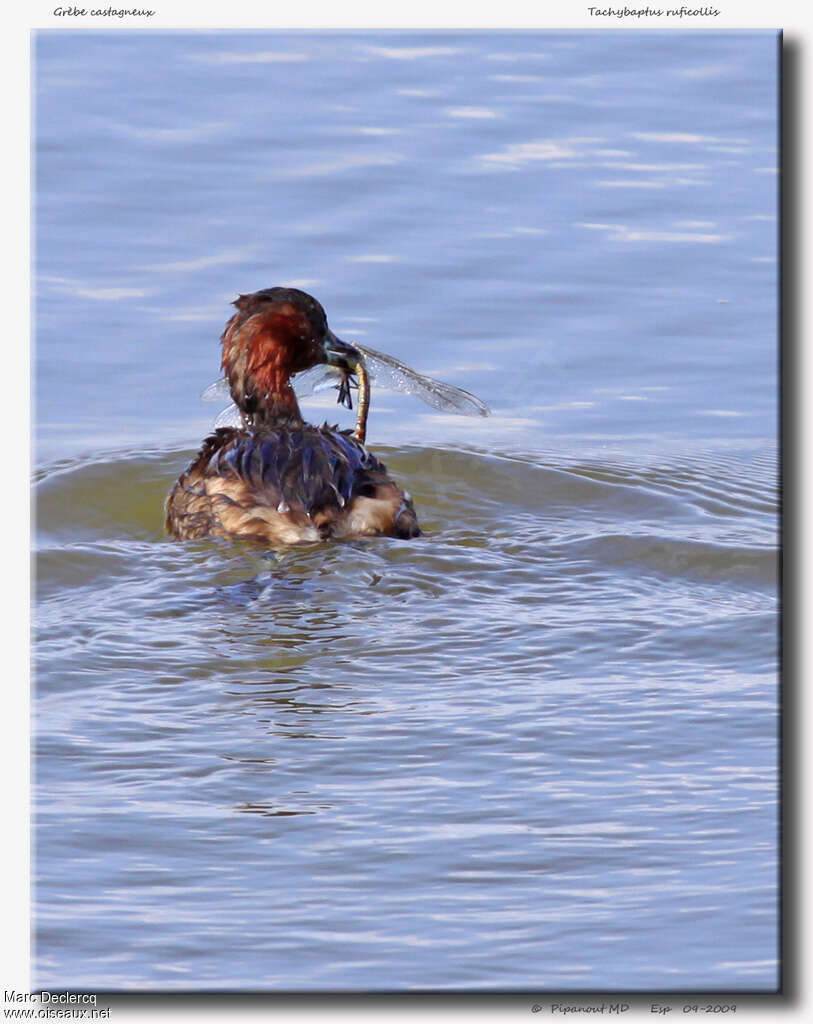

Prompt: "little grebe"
[165,287,421,544]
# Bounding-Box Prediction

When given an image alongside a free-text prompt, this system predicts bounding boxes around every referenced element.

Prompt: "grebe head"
[220,287,361,428]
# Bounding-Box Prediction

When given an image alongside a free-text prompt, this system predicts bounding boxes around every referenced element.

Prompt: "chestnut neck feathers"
[220,287,329,429]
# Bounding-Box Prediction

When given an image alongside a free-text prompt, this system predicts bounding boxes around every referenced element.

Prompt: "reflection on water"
[33,29,778,992]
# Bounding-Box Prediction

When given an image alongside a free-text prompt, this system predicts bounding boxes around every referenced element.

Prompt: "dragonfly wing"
[292,365,346,398]
[198,347,490,422]
[201,378,231,402]
[214,403,243,429]
[357,345,490,416]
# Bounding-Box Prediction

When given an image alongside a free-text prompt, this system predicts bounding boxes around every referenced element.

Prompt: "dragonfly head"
[322,329,363,375]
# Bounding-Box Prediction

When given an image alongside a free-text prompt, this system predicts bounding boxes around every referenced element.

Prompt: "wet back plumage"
[165,425,419,545]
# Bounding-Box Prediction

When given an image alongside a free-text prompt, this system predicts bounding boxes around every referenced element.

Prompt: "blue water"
[33,31,779,991]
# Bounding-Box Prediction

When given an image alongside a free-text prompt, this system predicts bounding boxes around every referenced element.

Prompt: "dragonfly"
[202,342,490,444]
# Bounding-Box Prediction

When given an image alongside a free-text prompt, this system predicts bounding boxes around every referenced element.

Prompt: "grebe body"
[165,288,419,545]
